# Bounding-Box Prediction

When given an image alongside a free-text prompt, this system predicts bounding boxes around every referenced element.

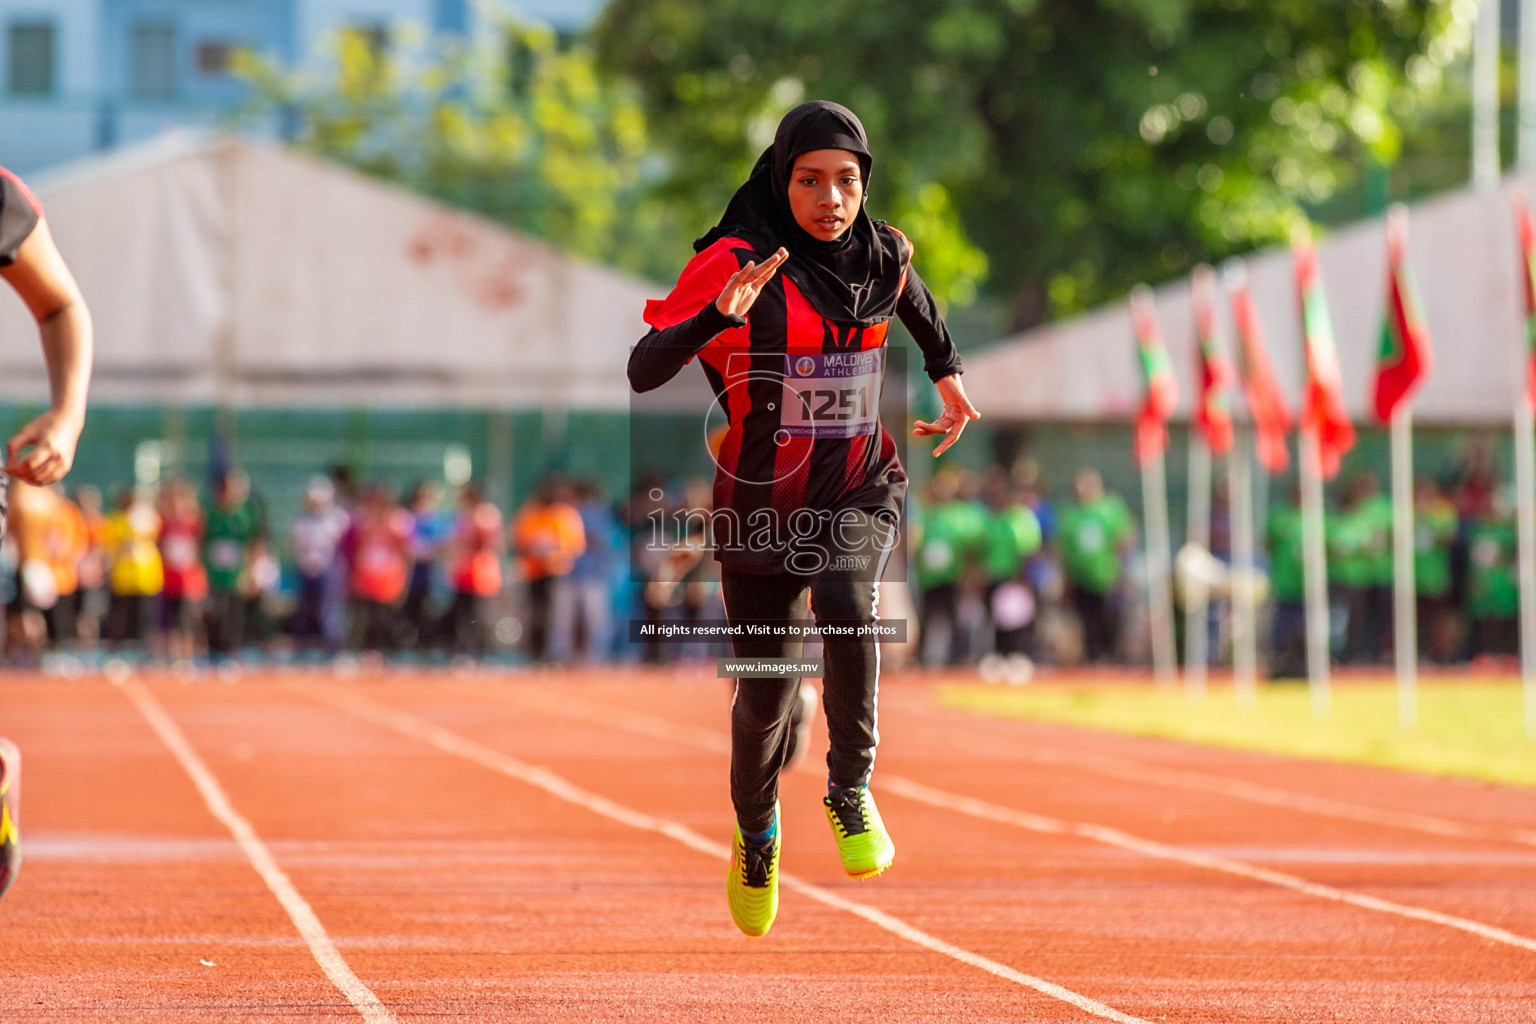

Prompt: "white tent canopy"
[0,133,672,410]
[964,175,1536,427]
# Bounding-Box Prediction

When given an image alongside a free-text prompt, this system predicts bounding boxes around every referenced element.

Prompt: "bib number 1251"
[780,348,884,440]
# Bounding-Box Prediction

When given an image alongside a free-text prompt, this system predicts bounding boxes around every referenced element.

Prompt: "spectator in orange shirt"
[345,483,413,653]
[44,486,88,648]
[511,478,585,663]
[444,483,504,656]
[6,481,86,659]
[72,484,108,643]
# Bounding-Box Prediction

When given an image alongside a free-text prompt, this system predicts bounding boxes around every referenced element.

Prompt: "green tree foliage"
[234,19,671,275]
[597,0,1475,329]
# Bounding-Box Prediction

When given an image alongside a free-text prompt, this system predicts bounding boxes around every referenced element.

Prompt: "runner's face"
[787,149,863,242]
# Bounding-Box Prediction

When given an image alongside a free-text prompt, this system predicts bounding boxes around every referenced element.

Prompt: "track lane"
[11,668,1535,1023]
[0,676,367,1023]
[476,673,1536,1023]
[136,673,1130,1023]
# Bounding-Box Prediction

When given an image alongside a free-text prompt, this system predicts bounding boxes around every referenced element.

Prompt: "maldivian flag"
[1295,232,1356,479]
[1371,205,1432,423]
[1515,193,1536,409]
[1191,266,1234,455]
[1227,267,1294,474]
[1131,285,1179,465]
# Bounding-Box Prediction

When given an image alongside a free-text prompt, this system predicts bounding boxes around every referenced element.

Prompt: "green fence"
[13,402,1511,552]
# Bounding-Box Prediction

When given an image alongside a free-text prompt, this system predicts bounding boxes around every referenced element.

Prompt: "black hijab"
[695,100,909,327]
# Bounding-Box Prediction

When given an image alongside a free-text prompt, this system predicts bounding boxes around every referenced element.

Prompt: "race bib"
[1075,522,1105,552]
[164,534,197,569]
[361,543,395,572]
[990,581,1036,631]
[208,538,243,569]
[921,539,954,573]
[780,349,883,439]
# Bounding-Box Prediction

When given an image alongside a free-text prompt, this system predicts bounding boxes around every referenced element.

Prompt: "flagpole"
[1390,405,1418,730]
[1143,445,1178,690]
[1185,434,1212,697]
[1299,425,1332,718]
[1516,400,1536,736]
[1229,424,1259,708]
[1474,0,1501,191]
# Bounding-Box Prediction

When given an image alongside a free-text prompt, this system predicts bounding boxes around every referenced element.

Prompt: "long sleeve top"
[628,265,962,393]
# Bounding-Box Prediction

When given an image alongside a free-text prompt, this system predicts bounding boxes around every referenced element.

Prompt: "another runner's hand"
[913,374,980,457]
[6,407,83,485]
[715,248,788,318]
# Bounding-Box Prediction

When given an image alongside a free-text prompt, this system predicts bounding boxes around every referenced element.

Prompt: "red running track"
[1,668,1534,1022]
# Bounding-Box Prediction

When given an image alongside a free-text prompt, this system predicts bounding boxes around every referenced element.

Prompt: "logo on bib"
[794,356,816,377]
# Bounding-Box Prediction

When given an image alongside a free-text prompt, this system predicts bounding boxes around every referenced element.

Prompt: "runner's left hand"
[6,407,83,485]
[912,375,980,457]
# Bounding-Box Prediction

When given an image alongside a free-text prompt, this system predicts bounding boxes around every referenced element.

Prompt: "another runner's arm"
[0,173,93,485]
[627,305,747,393]
[896,266,963,383]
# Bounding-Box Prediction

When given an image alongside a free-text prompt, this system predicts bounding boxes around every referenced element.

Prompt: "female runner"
[0,165,96,899]
[628,101,978,937]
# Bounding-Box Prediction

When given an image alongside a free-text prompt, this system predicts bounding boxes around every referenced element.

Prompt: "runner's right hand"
[715,248,788,318]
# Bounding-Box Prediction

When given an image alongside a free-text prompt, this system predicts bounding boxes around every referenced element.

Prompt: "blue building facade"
[0,0,603,175]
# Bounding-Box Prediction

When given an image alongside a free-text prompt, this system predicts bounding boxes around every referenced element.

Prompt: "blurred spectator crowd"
[3,433,1526,676]
[913,436,1531,678]
[2,469,633,669]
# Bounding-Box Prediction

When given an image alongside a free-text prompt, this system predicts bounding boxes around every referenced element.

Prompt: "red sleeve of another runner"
[642,238,753,331]
[0,166,42,268]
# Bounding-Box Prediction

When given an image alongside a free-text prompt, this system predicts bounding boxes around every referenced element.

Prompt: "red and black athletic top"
[0,167,42,267]
[630,232,962,573]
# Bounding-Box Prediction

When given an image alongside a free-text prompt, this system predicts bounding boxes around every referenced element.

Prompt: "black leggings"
[723,509,893,834]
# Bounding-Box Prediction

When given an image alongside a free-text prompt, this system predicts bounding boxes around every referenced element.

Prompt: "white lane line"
[300,682,1154,1024]
[515,683,1536,848]
[117,680,396,1024]
[922,713,1536,848]
[882,777,1536,956]
[510,687,1536,957]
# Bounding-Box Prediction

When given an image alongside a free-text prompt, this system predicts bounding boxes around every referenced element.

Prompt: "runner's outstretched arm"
[628,305,747,393]
[898,267,977,456]
[0,215,92,485]
[628,248,787,393]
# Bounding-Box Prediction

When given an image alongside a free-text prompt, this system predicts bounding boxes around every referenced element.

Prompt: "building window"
[196,41,235,76]
[131,21,177,101]
[7,21,55,97]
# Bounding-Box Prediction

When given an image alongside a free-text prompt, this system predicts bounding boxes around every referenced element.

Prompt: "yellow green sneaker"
[726,806,780,937]
[824,785,895,880]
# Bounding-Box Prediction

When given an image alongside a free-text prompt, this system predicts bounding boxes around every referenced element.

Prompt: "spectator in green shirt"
[1359,475,1395,665]
[1264,490,1306,679]
[203,470,262,659]
[1328,475,1388,665]
[981,475,1043,659]
[1467,492,1519,660]
[1059,468,1134,664]
[914,468,988,665]
[1413,477,1458,663]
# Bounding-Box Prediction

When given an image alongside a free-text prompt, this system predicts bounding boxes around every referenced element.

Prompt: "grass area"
[936,679,1536,788]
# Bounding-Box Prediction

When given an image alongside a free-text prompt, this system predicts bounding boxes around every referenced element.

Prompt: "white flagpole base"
[1142,448,1177,690]
[1515,402,1536,738]
[1390,406,1418,731]
[1229,426,1259,709]
[1299,427,1332,719]
[1185,437,1212,698]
